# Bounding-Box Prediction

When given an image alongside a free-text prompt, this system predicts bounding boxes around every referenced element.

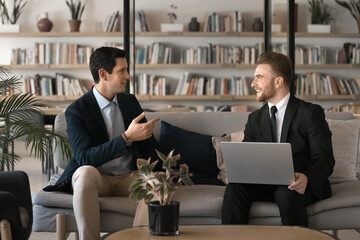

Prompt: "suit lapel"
[84,89,107,132]
[280,97,299,142]
[261,105,273,142]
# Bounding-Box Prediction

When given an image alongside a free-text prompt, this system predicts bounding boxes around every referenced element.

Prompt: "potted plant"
[0,0,27,32]
[161,4,184,32]
[335,0,360,33]
[0,66,72,171]
[129,149,193,235]
[65,0,85,32]
[307,0,335,33]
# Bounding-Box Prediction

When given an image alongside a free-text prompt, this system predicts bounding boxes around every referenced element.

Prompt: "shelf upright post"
[264,0,272,53]
[287,0,296,96]
[124,0,130,93]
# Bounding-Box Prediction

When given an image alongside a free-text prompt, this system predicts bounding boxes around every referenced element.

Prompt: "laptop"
[221,142,295,185]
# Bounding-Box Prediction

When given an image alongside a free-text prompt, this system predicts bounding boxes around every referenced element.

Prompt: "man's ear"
[98,68,107,81]
[275,76,284,88]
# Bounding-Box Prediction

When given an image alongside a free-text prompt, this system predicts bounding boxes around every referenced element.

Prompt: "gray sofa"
[32,111,360,239]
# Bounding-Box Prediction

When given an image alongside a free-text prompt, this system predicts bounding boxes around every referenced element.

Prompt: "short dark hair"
[256,52,293,88]
[89,47,127,83]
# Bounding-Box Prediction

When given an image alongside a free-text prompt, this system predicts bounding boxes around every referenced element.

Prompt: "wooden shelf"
[1,31,359,39]
[0,32,123,38]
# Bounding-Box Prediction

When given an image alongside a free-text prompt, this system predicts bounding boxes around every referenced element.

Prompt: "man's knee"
[72,166,101,190]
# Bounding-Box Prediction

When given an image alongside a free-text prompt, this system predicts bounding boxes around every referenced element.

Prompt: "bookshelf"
[1,0,360,113]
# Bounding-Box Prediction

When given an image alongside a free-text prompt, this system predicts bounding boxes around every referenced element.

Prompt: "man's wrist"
[122,132,132,146]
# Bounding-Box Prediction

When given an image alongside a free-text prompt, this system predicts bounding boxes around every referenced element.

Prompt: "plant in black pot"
[129,149,193,235]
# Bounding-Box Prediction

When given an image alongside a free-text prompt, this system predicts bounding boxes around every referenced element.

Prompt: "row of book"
[135,42,175,64]
[180,44,261,65]
[203,11,245,32]
[336,43,360,64]
[135,74,170,96]
[174,73,252,96]
[3,74,93,97]
[11,43,94,65]
[295,73,360,96]
[102,10,121,32]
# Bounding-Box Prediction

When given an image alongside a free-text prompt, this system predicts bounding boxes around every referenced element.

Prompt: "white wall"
[11,0,358,33]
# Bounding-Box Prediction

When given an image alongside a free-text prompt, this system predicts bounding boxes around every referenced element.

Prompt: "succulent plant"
[66,0,86,20]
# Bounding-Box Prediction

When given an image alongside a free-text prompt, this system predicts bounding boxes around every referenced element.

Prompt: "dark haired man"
[222,52,335,227]
[44,47,160,240]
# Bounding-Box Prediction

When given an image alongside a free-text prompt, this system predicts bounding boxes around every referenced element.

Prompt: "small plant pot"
[307,24,331,33]
[69,20,82,32]
[148,201,179,235]
[160,23,184,32]
[0,24,20,32]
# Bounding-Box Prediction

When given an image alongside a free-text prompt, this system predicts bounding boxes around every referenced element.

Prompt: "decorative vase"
[252,17,263,32]
[37,12,53,32]
[188,17,200,32]
[68,19,81,32]
[148,201,179,236]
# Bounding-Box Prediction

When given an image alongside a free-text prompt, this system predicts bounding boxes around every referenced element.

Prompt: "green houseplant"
[65,0,86,32]
[129,149,193,235]
[307,0,335,32]
[335,0,360,32]
[0,0,27,32]
[0,66,72,171]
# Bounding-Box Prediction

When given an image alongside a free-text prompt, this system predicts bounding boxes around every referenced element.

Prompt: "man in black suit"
[222,52,335,227]
[44,47,159,240]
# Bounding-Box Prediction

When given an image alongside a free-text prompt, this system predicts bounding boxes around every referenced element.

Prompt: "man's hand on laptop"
[288,173,308,195]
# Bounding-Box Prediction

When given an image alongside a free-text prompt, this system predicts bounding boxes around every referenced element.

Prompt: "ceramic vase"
[252,17,263,32]
[37,12,53,32]
[69,20,81,32]
[189,17,200,32]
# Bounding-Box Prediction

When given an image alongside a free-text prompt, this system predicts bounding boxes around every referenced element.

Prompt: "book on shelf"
[11,43,95,65]
[134,10,150,32]
[295,73,360,96]
[103,10,121,32]
[174,73,251,96]
[135,73,169,96]
[135,42,174,64]
[203,11,244,32]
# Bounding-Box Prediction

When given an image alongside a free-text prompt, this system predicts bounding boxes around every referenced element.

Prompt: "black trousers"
[222,183,314,227]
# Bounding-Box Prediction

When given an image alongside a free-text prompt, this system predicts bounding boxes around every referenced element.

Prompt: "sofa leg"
[331,230,338,237]
[74,232,79,240]
[355,229,360,234]
[0,220,12,240]
[56,213,67,240]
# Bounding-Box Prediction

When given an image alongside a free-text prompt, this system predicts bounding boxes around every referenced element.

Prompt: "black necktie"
[270,106,278,142]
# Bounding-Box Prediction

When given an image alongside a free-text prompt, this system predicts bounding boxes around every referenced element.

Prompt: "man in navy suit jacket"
[44,47,160,240]
[222,52,335,227]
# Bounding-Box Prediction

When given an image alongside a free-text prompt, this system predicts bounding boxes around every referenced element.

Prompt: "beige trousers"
[72,166,138,240]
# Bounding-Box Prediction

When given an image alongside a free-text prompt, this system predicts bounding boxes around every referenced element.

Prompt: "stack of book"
[135,73,169,96]
[102,10,121,32]
[203,11,244,32]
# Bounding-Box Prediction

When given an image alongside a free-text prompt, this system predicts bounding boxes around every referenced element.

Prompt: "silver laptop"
[221,142,295,185]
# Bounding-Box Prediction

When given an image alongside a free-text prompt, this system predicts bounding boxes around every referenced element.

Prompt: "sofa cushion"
[159,121,220,184]
[326,119,360,184]
[212,131,244,184]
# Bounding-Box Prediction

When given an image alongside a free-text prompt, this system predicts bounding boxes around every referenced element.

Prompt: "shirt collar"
[93,86,118,110]
[268,92,290,117]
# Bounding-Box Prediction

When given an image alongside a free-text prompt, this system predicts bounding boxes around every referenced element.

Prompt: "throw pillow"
[327,119,360,184]
[212,131,244,184]
[159,121,222,185]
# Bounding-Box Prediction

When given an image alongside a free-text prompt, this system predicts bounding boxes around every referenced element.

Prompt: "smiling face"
[105,57,129,93]
[252,64,277,103]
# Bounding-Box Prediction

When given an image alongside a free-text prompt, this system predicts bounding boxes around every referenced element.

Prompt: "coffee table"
[104,225,337,240]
